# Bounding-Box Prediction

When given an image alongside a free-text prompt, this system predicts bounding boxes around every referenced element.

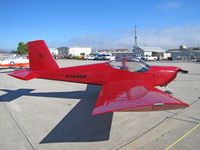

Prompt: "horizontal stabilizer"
[8,69,40,80]
[92,81,189,115]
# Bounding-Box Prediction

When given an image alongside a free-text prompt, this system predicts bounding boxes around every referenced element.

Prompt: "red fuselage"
[36,62,182,87]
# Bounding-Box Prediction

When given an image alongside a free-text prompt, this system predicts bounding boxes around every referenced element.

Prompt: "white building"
[0,53,16,59]
[49,48,58,55]
[134,46,165,59]
[68,47,91,56]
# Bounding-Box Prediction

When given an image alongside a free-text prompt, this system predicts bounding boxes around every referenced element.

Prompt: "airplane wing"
[92,80,189,115]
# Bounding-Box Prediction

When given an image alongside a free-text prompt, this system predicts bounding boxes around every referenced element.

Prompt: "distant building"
[167,47,200,60]
[133,46,165,60]
[54,47,92,56]
[68,47,92,56]
[49,48,58,55]
[57,47,69,56]
[93,49,113,53]
[0,53,16,59]
[179,45,187,50]
[114,49,130,52]
[111,51,133,58]
[93,49,132,58]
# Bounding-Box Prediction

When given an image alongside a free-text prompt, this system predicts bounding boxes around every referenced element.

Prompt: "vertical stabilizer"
[28,40,59,71]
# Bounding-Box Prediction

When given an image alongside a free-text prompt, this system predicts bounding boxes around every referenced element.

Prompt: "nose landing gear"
[164,86,173,95]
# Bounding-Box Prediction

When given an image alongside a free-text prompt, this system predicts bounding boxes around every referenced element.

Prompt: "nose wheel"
[164,86,173,95]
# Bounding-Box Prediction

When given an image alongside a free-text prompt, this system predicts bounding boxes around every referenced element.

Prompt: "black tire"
[10,61,15,66]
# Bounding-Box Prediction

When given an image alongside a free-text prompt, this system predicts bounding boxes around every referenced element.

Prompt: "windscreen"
[109,57,150,73]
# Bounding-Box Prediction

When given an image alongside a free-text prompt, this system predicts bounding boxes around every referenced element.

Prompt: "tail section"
[8,40,58,80]
[28,40,59,71]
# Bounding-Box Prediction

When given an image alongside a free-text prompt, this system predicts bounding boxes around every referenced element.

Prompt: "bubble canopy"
[109,57,150,73]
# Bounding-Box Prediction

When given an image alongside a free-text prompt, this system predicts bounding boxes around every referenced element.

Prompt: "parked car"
[85,55,96,60]
[96,54,116,60]
[133,54,144,59]
[104,54,116,60]
[142,55,157,61]
[96,54,106,60]
[77,56,83,59]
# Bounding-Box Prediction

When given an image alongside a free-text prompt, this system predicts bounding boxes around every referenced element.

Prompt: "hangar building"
[57,47,91,56]
[133,46,165,60]
[68,47,91,56]
[93,49,133,58]
[167,47,200,61]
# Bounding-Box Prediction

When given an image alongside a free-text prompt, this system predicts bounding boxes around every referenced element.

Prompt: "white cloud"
[158,1,183,11]
[139,25,200,49]
[49,25,200,50]
[56,31,134,50]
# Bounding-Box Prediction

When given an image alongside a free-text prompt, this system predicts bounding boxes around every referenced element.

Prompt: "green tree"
[0,50,6,54]
[17,42,28,55]
[10,50,17,54]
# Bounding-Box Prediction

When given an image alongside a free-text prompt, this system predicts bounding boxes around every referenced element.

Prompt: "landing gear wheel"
[165,90,173,95]
[164,86,173,95]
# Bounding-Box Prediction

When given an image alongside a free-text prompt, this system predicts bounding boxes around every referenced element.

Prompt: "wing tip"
[92,109,105,116]
[92,102,189,115]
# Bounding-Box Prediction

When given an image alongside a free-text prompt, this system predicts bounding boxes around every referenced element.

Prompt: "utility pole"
[134,25,137,48]
[133,25,138,52]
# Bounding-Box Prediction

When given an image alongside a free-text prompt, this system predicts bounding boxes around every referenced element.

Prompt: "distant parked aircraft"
[0,56,29,67]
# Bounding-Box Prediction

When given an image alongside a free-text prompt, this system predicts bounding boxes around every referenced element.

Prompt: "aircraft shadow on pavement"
[0,85,113,142]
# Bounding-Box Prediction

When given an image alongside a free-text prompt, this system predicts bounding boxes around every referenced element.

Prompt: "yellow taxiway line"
[165,123,200,150]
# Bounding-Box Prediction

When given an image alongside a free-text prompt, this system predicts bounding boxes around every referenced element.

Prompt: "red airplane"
[8,40,189,115]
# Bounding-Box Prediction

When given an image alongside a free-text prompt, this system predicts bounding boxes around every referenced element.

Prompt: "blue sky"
[1,0,200,50]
